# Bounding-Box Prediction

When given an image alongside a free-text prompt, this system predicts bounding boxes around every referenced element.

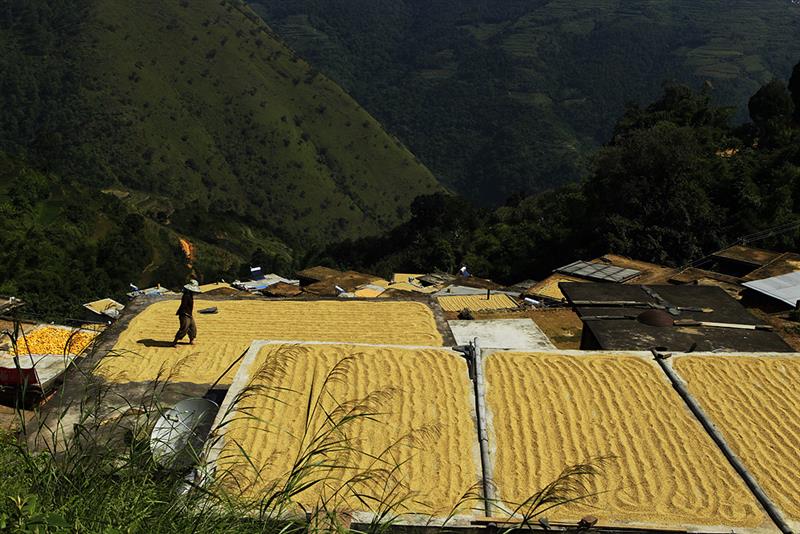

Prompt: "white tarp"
[232,274,299,292]
[448,319,555,350]
[743,271,800,307]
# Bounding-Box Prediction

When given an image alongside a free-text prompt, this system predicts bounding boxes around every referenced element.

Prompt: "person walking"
[173,279,201,346]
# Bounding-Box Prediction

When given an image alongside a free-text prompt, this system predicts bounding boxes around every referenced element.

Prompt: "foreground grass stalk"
[1,334,601,532]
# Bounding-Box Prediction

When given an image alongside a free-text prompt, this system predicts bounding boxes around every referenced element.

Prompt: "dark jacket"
[176,290,194,317]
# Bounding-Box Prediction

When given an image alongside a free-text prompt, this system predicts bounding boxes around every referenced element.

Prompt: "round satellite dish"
[637,309,674,328]
[150,398,219,470]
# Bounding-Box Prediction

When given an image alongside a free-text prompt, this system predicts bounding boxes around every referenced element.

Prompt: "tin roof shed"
[743,271,800,308]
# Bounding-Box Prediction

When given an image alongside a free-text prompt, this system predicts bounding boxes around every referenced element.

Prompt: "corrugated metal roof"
[743,271,800,307]
[556,260,641,283]
[234,274,298,291]
[598,254,674,284]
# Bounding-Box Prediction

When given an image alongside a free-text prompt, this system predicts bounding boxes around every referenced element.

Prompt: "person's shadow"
[137,339,176,348]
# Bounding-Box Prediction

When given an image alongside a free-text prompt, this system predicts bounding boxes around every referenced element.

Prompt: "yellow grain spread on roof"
[674,355,800,522]
[84,298,124,315]
[387,282,439,294]
[353,286,386,298]
[386,283,438,294]
[218,344,480,514]
[97,300,442,384]
[15,327,97,356]
[392,273,424,284]
[527,274,585,300]
[485,352,766,529]
[437,294,517,312]
[197,282,233,293]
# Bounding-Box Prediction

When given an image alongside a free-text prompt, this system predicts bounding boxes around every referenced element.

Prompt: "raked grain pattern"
[97,300,443,384]
[437,294,517,312]
[485,352,766,529]
[674,355,800,522]
[218,344,480,514]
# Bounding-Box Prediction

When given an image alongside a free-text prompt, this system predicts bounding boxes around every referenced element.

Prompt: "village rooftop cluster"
[2,244,800,532]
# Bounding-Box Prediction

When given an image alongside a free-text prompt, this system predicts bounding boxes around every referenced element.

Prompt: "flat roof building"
[560,282,793,352]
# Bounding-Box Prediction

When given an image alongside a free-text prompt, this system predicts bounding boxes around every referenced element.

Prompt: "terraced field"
[484,352,766,529]
[216,344,480,514]
[97,300,443,384]
[674,355,800,523]
[437,294,518,312]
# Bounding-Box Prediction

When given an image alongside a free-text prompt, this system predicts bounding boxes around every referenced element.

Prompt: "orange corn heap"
[15,327,97,356]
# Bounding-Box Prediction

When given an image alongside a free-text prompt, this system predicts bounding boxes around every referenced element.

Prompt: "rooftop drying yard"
[673,355,800,525]
[97,300,443,384]
[210,343,480,516]
[8,248,800,531]
[11,289,798,531]
[483,351,768,530]
[437,294,518,312]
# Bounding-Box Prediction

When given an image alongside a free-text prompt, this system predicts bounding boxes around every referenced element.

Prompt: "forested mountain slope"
[0,0,441,316]
[80,0,440,244]
[251,0,800,204]
[322,72,800,284]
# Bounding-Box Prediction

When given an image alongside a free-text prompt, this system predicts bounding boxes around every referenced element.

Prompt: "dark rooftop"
[560,282,793,352]
[295,266,344,285]
[303,271,381,296]
[262,282,303,298]
[597,254,675,284]
[743,252,800,281]
[711,245,782,267]
[417,272,503,290]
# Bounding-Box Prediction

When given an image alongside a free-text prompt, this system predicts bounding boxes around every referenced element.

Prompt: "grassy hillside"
[251,0,800,204]
[0,0,441,315]
[0,151,271,318]
[81,0,440,246]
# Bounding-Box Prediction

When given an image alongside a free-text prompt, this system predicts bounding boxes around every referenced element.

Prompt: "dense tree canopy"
[749,79,795,147]
[789,62,800,123]
[323,67,800,282]
[253,0,800,205]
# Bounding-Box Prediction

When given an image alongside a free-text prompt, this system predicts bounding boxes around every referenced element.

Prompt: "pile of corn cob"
[14,327,97,356]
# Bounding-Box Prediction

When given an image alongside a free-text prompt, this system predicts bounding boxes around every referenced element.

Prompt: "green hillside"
[0,0,441,315]
[251,0,800,204]
[81,0,440,245]
[323,75,800,284]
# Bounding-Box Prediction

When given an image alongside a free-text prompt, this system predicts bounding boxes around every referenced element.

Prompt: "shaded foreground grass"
[0,332,602,533]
